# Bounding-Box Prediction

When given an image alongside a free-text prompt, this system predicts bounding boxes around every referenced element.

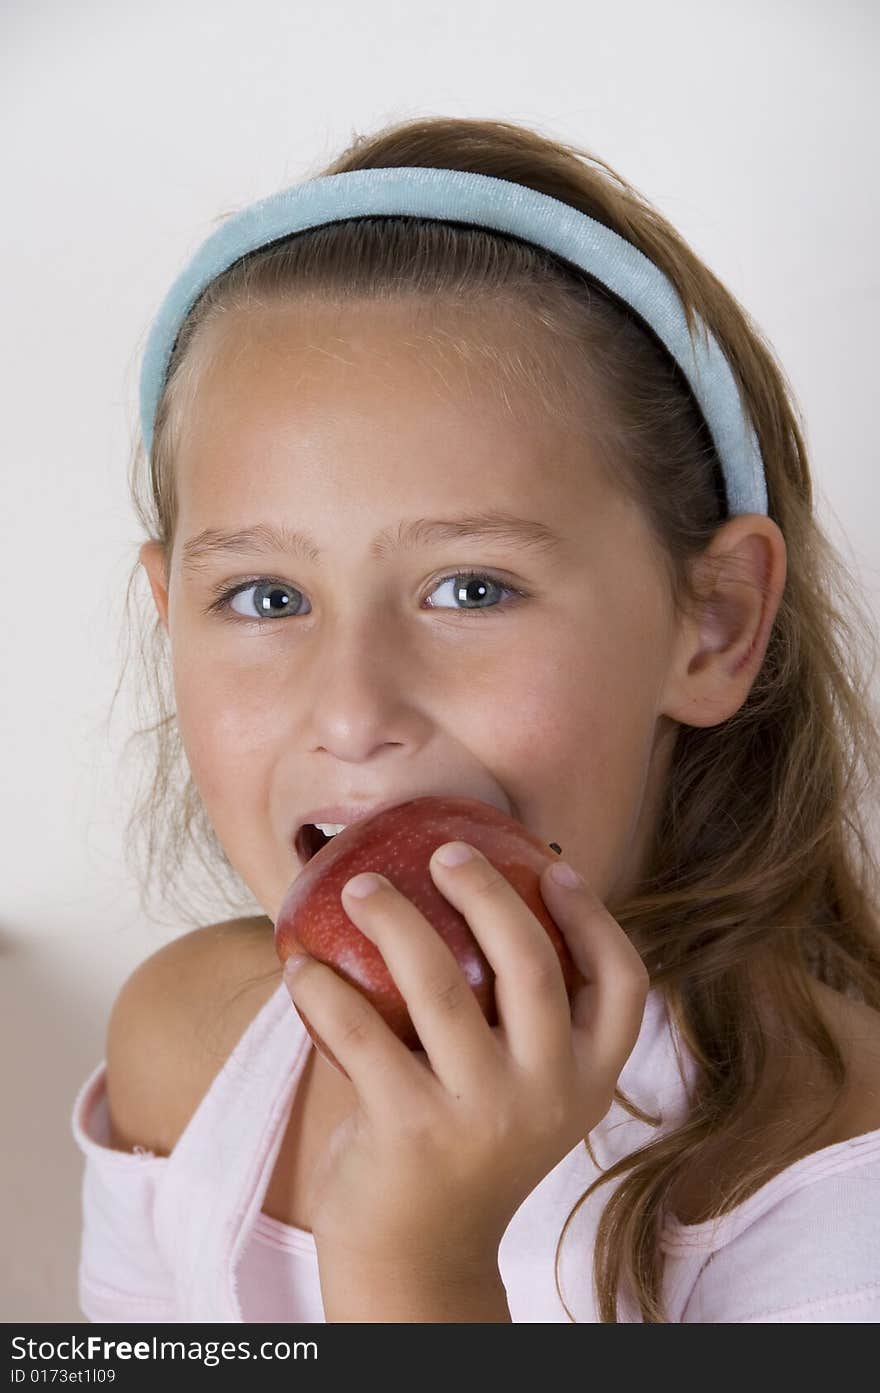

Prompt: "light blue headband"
[139,165,768,517]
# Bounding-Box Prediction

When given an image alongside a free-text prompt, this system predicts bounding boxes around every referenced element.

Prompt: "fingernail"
[344,871,384,898]
[283,952,309,980]
[435,841,475,867]
[549,860,583,889]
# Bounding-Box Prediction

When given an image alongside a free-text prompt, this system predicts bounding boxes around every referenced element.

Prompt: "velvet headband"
[139,165,768,518]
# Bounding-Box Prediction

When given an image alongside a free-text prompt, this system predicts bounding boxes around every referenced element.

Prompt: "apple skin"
[275,796,581,1074]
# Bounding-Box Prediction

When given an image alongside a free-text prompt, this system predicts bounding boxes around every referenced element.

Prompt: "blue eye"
[206,570,527,623]
[221,580,307,620]
[425,572,522,614]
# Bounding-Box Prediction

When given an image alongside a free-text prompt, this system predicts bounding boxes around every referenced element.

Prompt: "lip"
[294,798,405,838]
[291,791,512,864]
[291,796,432,866]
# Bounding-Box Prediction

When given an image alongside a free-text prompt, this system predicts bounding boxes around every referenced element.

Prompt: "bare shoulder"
[105,916,281,1156]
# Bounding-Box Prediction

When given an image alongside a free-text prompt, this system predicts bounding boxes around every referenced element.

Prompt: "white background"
[2,0,877,1321]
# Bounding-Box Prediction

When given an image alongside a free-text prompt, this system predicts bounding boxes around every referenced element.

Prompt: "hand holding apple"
[275,795,579,1069]
[276,801,651,1272]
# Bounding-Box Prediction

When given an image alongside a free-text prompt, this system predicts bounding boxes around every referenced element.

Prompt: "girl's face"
[141,300,688,924]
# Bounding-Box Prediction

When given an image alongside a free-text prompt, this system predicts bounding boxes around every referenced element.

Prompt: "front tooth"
[315,822,347,836]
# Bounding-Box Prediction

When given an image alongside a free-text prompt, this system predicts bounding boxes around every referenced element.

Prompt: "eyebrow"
[181,512,568,572]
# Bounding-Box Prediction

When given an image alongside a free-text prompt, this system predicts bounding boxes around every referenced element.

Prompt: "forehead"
[172,298,604,523]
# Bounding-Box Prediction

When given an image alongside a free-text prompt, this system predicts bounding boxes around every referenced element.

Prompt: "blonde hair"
[113,116,880,1321]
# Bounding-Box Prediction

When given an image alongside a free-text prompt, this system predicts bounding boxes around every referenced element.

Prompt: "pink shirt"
[71,981,880,1322]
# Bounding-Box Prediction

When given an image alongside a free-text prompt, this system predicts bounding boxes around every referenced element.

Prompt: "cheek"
[499,625,661,879]
[489,644,583,763]
[171,657,277,806]
[489,623,639,765]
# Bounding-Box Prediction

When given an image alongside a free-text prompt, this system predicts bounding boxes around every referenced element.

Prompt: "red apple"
[275,795,581,1074]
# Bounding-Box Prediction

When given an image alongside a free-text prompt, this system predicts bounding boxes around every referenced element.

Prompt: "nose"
[302,614,428,763]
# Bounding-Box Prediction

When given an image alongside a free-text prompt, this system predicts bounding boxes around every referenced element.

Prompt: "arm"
[317,1247,512,1322]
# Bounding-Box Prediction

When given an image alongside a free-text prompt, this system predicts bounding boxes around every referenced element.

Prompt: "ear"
[659,515,787,729]
[139,541,171,633]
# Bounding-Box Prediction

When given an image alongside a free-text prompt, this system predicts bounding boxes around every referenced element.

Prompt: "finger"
[283,950,437,1124]
[539,862,650,1080]
[340,871,504,1101]
[428,843,575,1074]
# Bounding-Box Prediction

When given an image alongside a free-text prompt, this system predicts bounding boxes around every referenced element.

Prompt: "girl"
[72,115,880,1323]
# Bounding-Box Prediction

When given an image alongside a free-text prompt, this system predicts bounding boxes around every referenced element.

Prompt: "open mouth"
[295,823,340,863]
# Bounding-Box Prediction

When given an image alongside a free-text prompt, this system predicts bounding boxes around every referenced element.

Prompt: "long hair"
[113,115,880,1320]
